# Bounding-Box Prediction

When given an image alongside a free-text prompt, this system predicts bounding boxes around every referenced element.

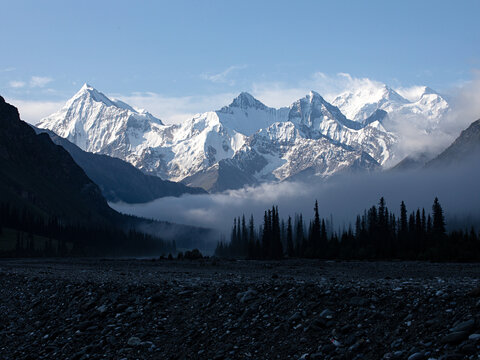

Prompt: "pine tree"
[248,215,255,259]
[241,215,248,257]
[415,209,423,253]
[432,197,446,236]
[421,208,426,234]
[312,200,321,257]
[286,216,294,257]
[295,214,304,257]
[262,210,270,259]
[231,218,238,255]
[236,217,241,251]
[400,201,408,236]
[427,214,432,234]
[270,206,283,259]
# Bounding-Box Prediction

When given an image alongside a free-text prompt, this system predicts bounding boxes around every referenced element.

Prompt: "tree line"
[0,202,175,257]
[215,197,480,262]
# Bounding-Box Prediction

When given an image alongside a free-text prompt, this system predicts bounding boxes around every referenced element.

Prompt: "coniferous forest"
[0,202,176,257]
[215,197,480,262]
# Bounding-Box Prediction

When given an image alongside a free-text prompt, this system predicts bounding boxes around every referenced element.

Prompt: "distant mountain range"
[37,82,450,192]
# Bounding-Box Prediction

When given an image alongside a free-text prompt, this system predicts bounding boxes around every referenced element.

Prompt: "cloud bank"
[112,159,480,240]
[4,98,65,125]
[113,91,238,125]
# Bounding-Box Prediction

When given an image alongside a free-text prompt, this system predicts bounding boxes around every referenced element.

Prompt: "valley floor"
[1,259,480,359]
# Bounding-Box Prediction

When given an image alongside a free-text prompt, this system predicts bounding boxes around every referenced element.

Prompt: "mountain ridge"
[37,82,447,192]
[34,127,207,203]
[426,119,480,168]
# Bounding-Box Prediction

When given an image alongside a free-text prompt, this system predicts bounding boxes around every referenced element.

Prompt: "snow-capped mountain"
[37,84,168,161]
[286,91,395,165]
[331,83,449,129]
[38,82,446,192]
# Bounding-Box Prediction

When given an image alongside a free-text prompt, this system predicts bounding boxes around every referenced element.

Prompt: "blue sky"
[1,0,479,123]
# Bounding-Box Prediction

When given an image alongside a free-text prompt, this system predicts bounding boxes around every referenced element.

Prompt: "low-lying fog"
[111,160,480,239]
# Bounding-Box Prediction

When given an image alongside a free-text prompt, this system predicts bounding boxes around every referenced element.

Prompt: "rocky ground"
[1,259,480,359]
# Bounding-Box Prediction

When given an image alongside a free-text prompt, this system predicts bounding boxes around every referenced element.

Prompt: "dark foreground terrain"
[1,259,480,360]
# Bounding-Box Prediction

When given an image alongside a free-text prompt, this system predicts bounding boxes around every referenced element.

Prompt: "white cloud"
[250,72,386,108]
[395,86,428,102]
[112,161,480,238]
[200,65,247,85]
[30,76,53,88]
[112,91,237,125]
[1,67,15,72]
[448,69,480,126]
[9,80,26,88]
[5,98,65,125]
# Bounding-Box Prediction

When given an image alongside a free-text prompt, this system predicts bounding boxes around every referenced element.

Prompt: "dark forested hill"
[0,95,116,224]
[35,128,206,203]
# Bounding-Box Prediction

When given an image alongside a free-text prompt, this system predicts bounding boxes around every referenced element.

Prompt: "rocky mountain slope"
[34,128,207,203]
[426,119,480,168]
[0,95,115,224]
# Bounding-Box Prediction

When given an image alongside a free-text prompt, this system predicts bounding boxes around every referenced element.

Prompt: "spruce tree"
[432,197,446,236]
[421,208,426,234]
[231,218,238,255]
[262,210,270,259]
[248,215,255,259]
[241,215,248,257]
[286,216,294,257]
[313,201,321,255]
[400,201,408,236]
[271,206,283,259]
[295,214,304,257]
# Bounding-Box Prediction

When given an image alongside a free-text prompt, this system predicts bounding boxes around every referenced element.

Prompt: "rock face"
[1,259,480,359]
[0,96,115,224]
[37,83,448,192]
[426,119,480,168]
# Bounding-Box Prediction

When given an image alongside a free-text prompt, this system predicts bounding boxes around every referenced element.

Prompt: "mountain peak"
[228,92,267,110]
[420,86,438,96]
[306,90,326,102]
[72,83,114,106]
[37,84,164,145]
[80,83,92,90]
[71,85,162,124]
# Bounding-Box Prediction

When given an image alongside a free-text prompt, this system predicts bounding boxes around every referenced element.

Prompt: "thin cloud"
[250,72,387,108]
[30,76,53,88]
[200,65,247,85]
[112,91,238,125]
[5,98,65,125]
[395,85,430,102]
[1,67,16,72]
[9,80,26,89]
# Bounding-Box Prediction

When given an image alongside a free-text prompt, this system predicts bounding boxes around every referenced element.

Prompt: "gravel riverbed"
[1,258,480,359]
